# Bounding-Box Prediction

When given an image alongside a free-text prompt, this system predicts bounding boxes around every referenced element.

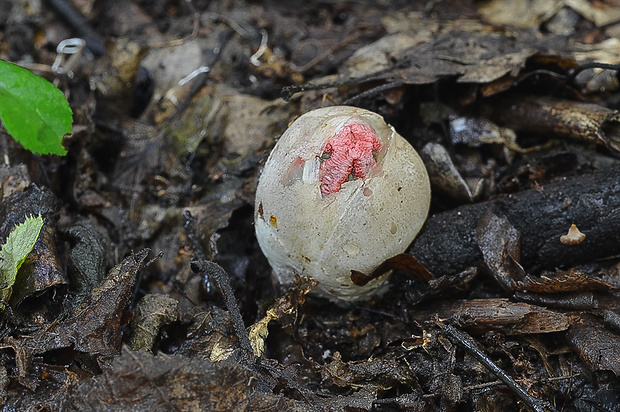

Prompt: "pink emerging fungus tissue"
[254,106,431,301]
[319,121,382,197]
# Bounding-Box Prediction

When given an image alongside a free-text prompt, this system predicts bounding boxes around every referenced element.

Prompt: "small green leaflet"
[0,60,72,156]
[0,215,44,301]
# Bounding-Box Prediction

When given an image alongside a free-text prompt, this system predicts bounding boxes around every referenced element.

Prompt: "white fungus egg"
[254,106,431,301]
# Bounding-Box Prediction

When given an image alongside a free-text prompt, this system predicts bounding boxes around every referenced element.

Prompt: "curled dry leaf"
[255,106,430,301]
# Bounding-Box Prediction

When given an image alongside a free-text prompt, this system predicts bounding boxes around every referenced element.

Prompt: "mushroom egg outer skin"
[255,106,431,301]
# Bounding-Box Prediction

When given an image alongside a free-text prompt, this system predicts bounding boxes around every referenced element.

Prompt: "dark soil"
[1,1,619,411]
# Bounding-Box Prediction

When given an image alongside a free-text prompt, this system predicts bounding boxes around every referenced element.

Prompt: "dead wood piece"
[484,95,620,150]
[516,291,620,313]
[409,165,620,277]
[516,270,619,293]
[411,298,569,335]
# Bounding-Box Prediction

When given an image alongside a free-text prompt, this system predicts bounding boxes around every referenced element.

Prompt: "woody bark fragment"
[409,165,620,277]
[483,95,620,151]
[410,298,569,335]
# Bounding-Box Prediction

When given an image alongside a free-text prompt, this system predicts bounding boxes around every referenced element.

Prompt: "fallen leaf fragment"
[567,314,620,376]
[248,275,317,357]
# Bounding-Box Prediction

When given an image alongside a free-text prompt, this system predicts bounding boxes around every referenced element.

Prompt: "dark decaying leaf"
[90,38,149,116]
[604,310,620,334]
[421,142,479,203]
[129,294,180,352]
[21,249,149,362]
[0,185,58,240]
[174,305,240,363]
[60,346,389,411]
[351,253,432,287]
[321,351,416,390]
[566,314,620,376]
[342,15,544,88]
[11,224,65,309]
[0,184,66,312]
[404,267,479,307]
[64,346,300,411]
[65,219,110,296]
[476,211,526,292]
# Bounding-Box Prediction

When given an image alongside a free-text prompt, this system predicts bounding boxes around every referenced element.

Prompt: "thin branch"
[190,260,254,357]
[440,323,555,412]
[183,211,254,357]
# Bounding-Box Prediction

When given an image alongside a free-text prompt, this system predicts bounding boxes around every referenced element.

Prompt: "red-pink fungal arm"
[319,122,382,197]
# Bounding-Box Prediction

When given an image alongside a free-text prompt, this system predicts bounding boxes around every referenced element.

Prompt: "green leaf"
[0,215,44,301]
[0,60,72,155]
